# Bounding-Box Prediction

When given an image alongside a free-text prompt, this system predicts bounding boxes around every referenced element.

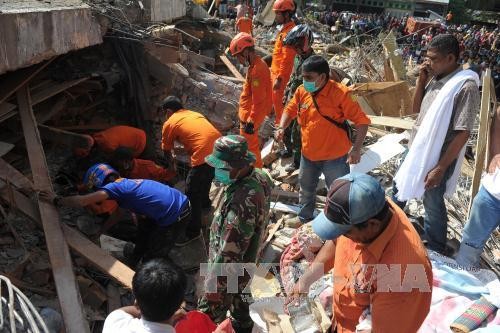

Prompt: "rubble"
[0,1,498,331]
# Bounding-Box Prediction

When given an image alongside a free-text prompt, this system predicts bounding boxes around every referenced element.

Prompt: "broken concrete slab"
[0,1,103,75]
[143,0,186,22]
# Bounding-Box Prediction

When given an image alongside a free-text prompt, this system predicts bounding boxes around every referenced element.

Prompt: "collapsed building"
[0,0,498,332]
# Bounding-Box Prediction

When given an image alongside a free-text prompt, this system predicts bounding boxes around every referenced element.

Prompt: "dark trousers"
[133,205,191,262]
[283,119,301,167]
[186,163,214,236]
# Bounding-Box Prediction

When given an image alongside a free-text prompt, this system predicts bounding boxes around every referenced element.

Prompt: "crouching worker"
[288,173,433,333]
[112,146,176,184]
[103,258,187,333]
[40,163,192,266]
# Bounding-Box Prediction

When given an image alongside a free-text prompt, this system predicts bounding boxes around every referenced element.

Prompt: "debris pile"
[0,1,498,332]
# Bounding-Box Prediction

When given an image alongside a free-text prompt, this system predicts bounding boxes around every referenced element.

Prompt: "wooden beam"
[368,115,414,130]
[469,69,494,215]
[0,58,55,104]
[0,159,33,190]
[16,85,89,333]
[219,55,245,80]
[30,78,89,105]
[0,181,134,289]
[38,124,91,148]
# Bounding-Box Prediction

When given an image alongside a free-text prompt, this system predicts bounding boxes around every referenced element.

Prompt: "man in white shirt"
[456,105,500,267]
[103,259,187,333]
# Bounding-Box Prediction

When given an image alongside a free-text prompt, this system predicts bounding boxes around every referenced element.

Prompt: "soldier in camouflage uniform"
[281,25,315,172]
[198,135,273,333]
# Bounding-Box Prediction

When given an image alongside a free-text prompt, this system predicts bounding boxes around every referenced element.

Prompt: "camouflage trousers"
[198,281,254,332]
[283,119,301,167]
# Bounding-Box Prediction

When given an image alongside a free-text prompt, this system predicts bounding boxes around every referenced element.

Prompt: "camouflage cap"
[205,135,256,169]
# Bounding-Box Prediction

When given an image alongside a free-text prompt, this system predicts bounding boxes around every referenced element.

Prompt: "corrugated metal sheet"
[150,0,187,22]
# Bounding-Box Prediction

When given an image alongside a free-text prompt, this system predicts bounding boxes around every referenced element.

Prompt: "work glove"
[244,121,255,134]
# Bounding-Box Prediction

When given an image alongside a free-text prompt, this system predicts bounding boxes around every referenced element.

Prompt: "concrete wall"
[145,0,187,22]
[0,5,102,75]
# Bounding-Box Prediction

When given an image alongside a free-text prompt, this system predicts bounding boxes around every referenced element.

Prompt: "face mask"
[303,78,319,93]
[215,168,234,185]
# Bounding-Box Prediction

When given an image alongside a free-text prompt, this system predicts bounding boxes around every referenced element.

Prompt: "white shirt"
[482,167,500,200]
[103,310,176,333]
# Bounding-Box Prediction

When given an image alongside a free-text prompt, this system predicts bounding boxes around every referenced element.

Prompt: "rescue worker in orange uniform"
[229,32,272,168]
[111,146,176,184]
[236,14,253,35]
[74,125,147,158]
[270,0,297,124]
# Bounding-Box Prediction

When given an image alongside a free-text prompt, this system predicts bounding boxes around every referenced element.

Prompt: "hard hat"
[272,0,295,12]
[83,163,119,190]
[283,24,314,52]
[229,32,255,56]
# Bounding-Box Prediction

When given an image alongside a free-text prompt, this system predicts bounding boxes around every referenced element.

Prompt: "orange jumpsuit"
[92,126,147,157]
[236,17,253,35]
[270,21,296,124]
[239,55,272,168]
[126,159,176,183]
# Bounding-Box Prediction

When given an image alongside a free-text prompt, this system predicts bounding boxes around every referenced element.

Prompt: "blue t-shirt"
[101,178,188,226]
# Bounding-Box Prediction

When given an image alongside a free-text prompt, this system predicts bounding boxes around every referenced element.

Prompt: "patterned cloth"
[450,297,498,333]
[198,168,273,329]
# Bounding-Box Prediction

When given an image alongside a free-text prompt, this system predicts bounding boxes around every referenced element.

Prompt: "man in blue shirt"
[41,163,191,266]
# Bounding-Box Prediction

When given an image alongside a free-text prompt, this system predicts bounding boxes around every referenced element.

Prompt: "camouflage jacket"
[207,168,273,292]
[283,51,315,105]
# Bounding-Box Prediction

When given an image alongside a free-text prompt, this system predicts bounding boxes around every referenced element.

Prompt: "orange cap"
[273,0,295,12]
[229,32,254,56]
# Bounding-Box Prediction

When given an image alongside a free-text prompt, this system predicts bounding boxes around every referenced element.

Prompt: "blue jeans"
[298,155,349,222]
[456,186,500,267]
[392,159,456,253]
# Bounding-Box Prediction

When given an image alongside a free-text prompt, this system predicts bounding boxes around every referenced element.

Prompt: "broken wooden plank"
[0,159,33,190]
[31,78,89,106]
[0,181,134,290]
[17,85,89,333]
[219,55,245,80]
[0,142,15,157]
[0,102,17,122]
[218,74,245,84]
[368,115,414,130]
[38,124,92,148]
[2,272,55,297]
[0,58,55,104]
[469,69,494,215]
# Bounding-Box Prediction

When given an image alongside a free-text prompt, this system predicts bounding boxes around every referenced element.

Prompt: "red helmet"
[229,32,254,56]
[273,0,295,12]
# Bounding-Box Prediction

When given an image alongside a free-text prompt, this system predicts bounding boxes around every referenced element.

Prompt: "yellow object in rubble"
[193,0,207,4]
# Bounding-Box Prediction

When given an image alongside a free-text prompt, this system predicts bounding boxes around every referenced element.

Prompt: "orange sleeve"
[161,120,175,151]
[341,90,371,125]
[238,72,252,121]
[247,63,270,124]
[147,163,176,182]
[283,87,301,119]
[278,44,296,82]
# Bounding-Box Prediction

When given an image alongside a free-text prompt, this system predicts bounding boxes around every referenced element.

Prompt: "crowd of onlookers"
[311,10,500,96]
